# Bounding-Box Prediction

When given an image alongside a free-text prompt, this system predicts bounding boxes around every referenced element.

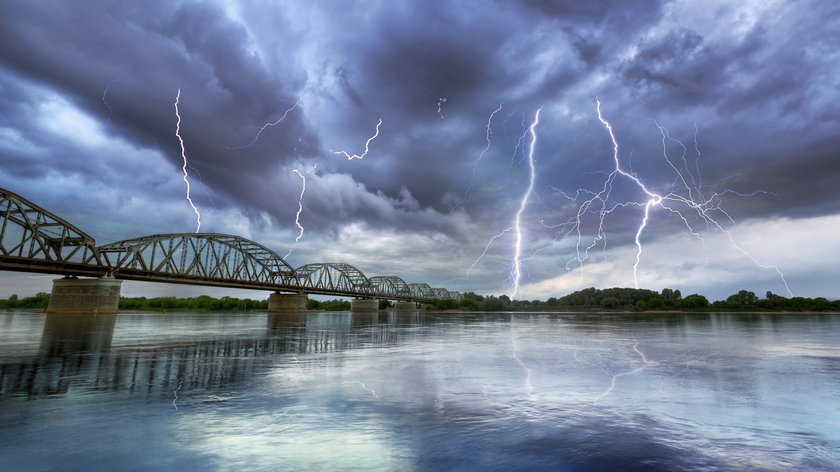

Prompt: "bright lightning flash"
[510,108,541,298]
[437,97,448,118]
[284,168,308,260]
[174,89,201,233]
[547,98,791,295]
[331,119,383,160]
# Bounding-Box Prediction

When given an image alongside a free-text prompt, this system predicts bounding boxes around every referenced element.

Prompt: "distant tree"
[726,290,758,305]
[676,294,709,309]
[459,298,477,310]
[765,291,785,300]
[498,294,511,307]
[482,296,504,311]
[463,292,485,302]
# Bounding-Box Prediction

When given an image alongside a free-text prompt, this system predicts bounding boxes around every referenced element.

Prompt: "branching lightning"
[543,98,791,295]
[174,89,201,233]
[510,108,541,298]
[226,100,301,150]
[331,118,383,160]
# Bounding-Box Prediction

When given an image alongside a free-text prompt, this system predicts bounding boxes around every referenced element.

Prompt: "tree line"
[1,288,837,312]
[427,288,839,312]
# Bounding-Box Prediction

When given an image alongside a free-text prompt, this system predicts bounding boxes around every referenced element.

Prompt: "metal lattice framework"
[449,291,463,300]
[0,187,106,275]
[408,283,434,299]
[0,188,464,301]
[295,263,373,295]
[92,233,298,288]
[369,275,412,299]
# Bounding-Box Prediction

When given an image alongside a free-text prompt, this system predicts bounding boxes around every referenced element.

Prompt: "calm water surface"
[0,310,838,471]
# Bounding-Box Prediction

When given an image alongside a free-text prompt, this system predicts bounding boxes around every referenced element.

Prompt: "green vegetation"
[0,293,51,310]
[428,288,839,312]
[1,288,837,313]
[306,298,351,311]
[119,295,268,311]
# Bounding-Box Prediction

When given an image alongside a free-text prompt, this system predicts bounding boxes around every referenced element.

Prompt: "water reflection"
[1,311,426,398]
[0,311,838,471]
[40,312,117,355]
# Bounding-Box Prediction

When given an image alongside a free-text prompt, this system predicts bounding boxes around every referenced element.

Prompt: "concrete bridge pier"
[350,298,378,312]
[46,276,122,315]
[393,301,418,311]
[268,292,308,313]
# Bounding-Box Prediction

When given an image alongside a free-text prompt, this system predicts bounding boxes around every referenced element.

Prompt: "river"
[1,310,838,471]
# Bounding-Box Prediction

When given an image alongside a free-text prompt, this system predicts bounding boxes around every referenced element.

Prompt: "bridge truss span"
[0,187,462,302]
[93,233,298,289]
[0,187,106,275]
[369,275,412,300]
[295,263,374,297]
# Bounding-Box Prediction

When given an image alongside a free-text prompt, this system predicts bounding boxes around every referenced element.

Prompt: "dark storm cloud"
[1,0,839,297]
[0,1,318,221]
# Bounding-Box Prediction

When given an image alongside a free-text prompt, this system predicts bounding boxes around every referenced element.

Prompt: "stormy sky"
[1,0,838,300]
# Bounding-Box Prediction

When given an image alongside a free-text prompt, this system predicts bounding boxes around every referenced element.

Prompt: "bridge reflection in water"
[0,311,429,399]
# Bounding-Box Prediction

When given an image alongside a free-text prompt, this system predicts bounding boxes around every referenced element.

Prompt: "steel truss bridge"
[0,188,462,303]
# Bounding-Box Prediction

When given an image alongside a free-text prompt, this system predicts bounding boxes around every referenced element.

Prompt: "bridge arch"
[295,263,373,295]
[0,187,103,267]
[431,288,452,300]
[96,233,297,286]
[369,275,412,299]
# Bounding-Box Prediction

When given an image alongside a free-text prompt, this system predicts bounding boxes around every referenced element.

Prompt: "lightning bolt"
[461,226,513,280]
[174,89,201,233]
[331,118,383,160]
[510,108,541,298]
[452,102,504,212]
[545,98,791,296]
[101,78,118,122]
[284,168,307,260]
[226,100,301,150]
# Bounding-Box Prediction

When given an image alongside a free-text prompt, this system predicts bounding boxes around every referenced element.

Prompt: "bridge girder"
[295,263,373,295]
[93,233,297,286]
[369,275,412,299]
[0,187,105,272]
